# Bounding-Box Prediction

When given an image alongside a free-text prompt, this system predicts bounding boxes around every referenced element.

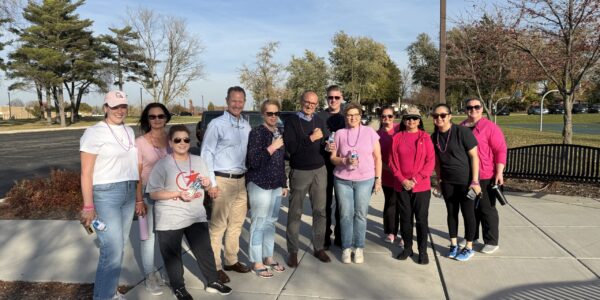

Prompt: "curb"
[0,121,198,135]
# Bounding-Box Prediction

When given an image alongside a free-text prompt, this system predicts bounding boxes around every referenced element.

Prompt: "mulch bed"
[0,281,130,300]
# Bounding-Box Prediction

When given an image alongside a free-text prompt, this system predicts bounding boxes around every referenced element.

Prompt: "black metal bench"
[504,144,600,183]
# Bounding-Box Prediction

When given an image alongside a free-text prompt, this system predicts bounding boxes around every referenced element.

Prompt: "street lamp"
[493,96,510,124]
[540,89,558,132]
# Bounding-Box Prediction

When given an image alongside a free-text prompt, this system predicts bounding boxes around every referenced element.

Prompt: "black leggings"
[474,179,500,245]
[397,189,431,253]
[441,182,476,241]
[382,186,400,235]
[157,222,218,291]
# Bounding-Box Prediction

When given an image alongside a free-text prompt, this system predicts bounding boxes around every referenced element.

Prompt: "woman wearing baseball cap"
[80,91,139,300]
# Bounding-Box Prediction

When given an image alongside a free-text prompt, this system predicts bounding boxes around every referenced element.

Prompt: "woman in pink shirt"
[389,107,435,264]
[330,103,382,264]
[135,103,172,295]
[460,98,507,254]
[376,106,402,246]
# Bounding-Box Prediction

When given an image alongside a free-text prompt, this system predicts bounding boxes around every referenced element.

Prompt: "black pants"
[397,189,431,253]
[474,179,500,245]
[382,186,400,235]
[157,222,218,291]
[441,182,476,241]
[325,161,341,247]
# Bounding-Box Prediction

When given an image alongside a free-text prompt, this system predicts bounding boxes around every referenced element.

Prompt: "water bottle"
[92,218,107,231]
[187,176,205,198]
[273,129,282,142]
[326,132,335,152]
[349,150,359,170]
[491,184,508,205]
[138,214,149,241]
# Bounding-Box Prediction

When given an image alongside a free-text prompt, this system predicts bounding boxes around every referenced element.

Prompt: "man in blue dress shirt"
[201,86,252,283]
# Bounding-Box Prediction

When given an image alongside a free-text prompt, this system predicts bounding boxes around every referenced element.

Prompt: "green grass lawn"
[419,114,600,148]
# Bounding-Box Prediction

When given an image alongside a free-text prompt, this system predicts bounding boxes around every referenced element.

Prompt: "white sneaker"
[145,271,163,295]
[354,248,364,264]
[342,248,352,264]
[481,244,499,254]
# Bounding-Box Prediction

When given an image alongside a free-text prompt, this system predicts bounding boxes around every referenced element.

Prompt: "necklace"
[105,121,133,151]
[436,125,452,153]
[147,132,168,159]
[346,125,361,148]
[172,153,193,174]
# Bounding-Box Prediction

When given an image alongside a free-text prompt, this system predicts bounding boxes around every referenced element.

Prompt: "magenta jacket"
[388,130,435,193]
[460,118,507,180]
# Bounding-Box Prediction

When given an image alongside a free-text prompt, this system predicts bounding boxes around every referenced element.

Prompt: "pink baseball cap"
[104,91,128,107]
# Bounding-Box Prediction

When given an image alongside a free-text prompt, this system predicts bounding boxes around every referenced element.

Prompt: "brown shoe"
[217,270,230,283]
[313,249,331,263]
[287,252,299,268]
[223,262,251,273]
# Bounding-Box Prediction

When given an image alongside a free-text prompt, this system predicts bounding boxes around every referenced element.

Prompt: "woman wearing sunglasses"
[430,103,481,262]
[460,98,507,255]
[376,106,402,246]
[80,91,139,300]
[330,102,382,264]
[146,125,232,298]
[134,103,172,295]
[245,100,288,278]
[389,107,435,264]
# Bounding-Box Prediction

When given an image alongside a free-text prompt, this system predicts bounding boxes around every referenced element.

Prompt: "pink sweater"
[377,124,400,187]
[389,130,435,193]
[460,118,507,180]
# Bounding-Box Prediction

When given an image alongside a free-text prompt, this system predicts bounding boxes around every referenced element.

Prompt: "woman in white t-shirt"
[80,91,139,300]
[146,125,232,298]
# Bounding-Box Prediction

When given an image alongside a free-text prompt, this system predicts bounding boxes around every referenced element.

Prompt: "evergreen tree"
[100,26,147,91]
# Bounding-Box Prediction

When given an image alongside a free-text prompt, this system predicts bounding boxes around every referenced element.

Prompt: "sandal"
[253,268,273,279]
[267,262,285,273]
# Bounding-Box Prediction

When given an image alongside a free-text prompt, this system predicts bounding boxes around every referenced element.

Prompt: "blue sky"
[4,0,478,109]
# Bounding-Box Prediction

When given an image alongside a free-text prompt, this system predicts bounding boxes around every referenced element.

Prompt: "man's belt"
[214,171,245,179]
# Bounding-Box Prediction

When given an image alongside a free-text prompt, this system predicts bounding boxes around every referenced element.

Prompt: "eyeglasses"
[327,96,341,101]
[466,105,482,111]
[303,101,318,107]
[148,114,166,120]
[172,137,190,144]
[381,114,394,119]
[265,111,280,117]
[403,116,420,121]
[431,113,449,119]
[346,113,361,118]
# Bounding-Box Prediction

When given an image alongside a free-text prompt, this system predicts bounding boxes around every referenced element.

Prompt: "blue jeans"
[140,190,160,276]
[247,182,282,263]
[93,181,136,300]
[334,177,374,250]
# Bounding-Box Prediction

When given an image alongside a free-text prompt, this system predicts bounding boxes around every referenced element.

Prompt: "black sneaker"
[418,253,429,265]
[206,281,232,295]
[396,249,413,260]
[173,286,193,300]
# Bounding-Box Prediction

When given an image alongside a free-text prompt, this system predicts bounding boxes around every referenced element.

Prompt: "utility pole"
[139,87,143,116]
[439,0,447,104]
[8,91,12,120]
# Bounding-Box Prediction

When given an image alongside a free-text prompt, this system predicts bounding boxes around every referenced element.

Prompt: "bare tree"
[127,7,205,104]
[508,0,600,144]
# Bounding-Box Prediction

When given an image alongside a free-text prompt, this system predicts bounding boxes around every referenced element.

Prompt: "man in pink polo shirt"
[460,98,507,254]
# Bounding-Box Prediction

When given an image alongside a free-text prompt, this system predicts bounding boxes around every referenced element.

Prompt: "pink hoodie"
[388,130,435,193]
[460,117,507,180]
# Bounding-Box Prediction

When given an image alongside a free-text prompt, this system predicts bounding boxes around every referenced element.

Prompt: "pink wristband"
[82,205,94,212]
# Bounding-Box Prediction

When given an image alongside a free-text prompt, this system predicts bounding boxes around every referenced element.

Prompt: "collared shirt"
[460,117,507,180]
[296,111,313,121]
[200,111,251,187]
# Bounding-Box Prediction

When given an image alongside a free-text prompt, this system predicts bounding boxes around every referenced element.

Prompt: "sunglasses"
[431,113,449,119]
[381,114,394,119]
[403,116,420,121]
[265,111,280,117]
[466,105,482,111]
[172,137,190,144]
[148,114,166,120]
[327,96,341,100]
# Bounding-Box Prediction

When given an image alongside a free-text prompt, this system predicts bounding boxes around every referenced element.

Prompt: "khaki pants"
[209,176,248,270]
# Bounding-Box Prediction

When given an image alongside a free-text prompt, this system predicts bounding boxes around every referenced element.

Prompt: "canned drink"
[92,219,107,231]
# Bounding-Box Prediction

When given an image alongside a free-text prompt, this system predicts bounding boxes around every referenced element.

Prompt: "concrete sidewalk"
[1,191,599,299]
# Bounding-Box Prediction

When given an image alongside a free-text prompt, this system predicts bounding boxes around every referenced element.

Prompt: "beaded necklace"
[436,125,452,153]
[172,153,193,175]
[104,120,133,151]
[346,125,361,148]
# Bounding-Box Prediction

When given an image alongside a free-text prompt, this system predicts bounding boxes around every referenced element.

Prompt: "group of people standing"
[79,87,506,300]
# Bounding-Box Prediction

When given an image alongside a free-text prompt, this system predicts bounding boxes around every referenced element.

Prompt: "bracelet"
[470,181,480,186]
[136,201,144,204]
[82,206,94,212]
